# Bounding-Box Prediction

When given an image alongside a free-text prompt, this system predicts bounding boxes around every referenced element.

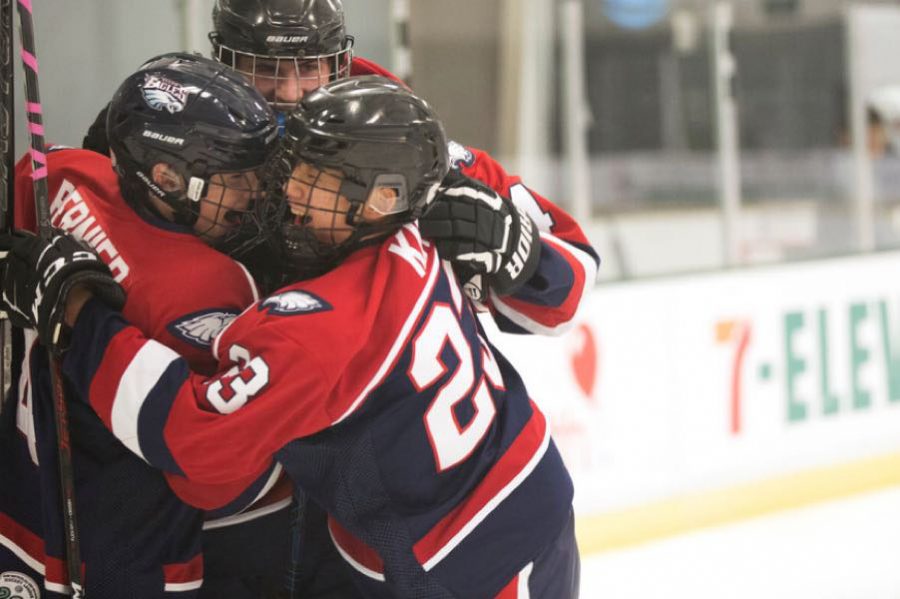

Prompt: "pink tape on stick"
[30,149,47,179]
[21,49,38,72]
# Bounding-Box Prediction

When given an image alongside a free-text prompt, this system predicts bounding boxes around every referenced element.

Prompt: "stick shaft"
[0,0,13,408]
[15,1,85,595]
[0,0,11,232]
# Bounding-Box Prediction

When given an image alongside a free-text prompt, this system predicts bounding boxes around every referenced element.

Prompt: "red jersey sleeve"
[61,231,440,502]
[456,145,600,334]
[61,298,332,490]
[340,64,600,334]
[350,56,405,85]
[15,148,274,509]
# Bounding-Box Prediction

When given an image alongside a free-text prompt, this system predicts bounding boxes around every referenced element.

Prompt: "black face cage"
[192,167,268,255]
[118,153,267,256]
[212,38,354,112]
[257,146,422,280]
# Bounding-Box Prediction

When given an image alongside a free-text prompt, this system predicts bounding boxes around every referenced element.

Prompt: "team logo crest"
[142,74,191,114]
[260,291,332,316]
[0,571,40,599]
[168,309,239,349]
[447,140,475,169]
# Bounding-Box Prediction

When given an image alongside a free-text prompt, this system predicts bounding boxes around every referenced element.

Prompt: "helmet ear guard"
[187,176,207,203]
[131,161,206,228]
[260,76,450,277]
[363,174,409,217]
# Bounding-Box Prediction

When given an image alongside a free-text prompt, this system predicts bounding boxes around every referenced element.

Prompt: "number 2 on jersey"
[409,304,504,472]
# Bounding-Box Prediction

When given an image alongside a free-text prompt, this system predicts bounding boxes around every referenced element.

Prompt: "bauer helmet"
[210,0,354,110]
[261,75,449,277]
[107,52,278,251]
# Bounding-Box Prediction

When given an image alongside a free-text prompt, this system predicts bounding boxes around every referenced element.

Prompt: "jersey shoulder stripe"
[491,232,598,336]
[334,243,442,424]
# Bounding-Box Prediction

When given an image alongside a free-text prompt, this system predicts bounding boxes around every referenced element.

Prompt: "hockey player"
[84,0,599,319]
[32,1,594,594]
[210,7,596,591]
[210,0,354,113]
[0,53,289,598]
[208,0,599,326]
[0,77,581,599]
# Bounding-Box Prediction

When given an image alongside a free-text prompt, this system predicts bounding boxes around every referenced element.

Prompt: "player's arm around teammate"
[2,77,580,599]
[0,53,297,598]
[82,0,600,333]
[210,0,599,332]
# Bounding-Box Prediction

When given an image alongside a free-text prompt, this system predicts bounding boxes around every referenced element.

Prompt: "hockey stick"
[15,1,85,596]
[0,0,12,406]
[283,491,308,599]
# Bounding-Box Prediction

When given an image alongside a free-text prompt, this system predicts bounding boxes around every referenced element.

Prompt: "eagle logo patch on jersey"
[142,74,192,113]
[168,309,239,349]
[260,291,332,316]
[448,140,475,169]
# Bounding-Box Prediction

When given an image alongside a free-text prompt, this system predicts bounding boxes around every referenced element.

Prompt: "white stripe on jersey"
[490,231,598,337]
[202,496,292,531]
[1,519,75,595]
[422,412,552,571]
[235,260,261,303]
[333,248,441,425]
[112,341,181,463]
[45,581,73,595]
[0,531,44,574]
[213,300,260,362]
[164,580,203,593]
[328,524,386,582]
[17,330,39,466]
[211,259,260,363]
[518,561,534,598]
[201,463,288,530]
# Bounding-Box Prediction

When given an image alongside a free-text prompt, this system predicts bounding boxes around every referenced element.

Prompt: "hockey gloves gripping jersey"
[0,230,125,354]
[420,170,541,301]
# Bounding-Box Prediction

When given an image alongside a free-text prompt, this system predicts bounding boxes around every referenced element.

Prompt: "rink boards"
[482,250,900,555]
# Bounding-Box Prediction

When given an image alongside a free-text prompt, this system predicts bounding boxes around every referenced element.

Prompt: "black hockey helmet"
[210,0,354,110]
[261,75,449,277]
[107,52,278,250]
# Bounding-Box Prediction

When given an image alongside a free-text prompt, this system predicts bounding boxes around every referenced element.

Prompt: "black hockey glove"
[419,170,541,301]
[0,231,125,354]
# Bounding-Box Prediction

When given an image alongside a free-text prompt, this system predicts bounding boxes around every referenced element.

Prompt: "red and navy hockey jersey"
[0,149,289,597]
[3,57,596,597]
[64,223,576,597]
[352,57,599,336]
[451,145,598,335]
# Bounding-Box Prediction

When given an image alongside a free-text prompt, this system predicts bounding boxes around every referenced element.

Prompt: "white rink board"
[482,251,900,516]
